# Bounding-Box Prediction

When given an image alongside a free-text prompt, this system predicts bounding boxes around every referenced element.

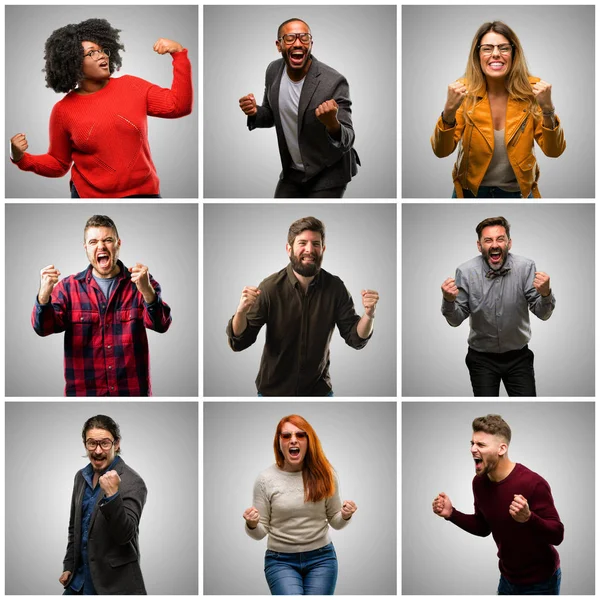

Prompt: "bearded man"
[440,216,555,396]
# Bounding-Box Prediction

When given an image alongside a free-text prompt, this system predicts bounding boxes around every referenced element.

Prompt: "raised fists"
[38,264,61,305]
[153,38,184,54]
[243,506,260,529]
[10,133,28,162]
[432,492,453,518]
[441,277,459,302]
[236,286,261,315]
[239,93,258,116]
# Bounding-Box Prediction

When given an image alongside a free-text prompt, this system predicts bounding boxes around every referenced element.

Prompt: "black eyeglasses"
[84,48,111,60]
[279,33,312,45]
[478,44,513,56]
[280,431,308,440]
[85,438,115,451]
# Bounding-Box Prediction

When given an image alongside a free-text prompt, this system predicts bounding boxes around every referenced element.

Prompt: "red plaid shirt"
[32,261,171,396]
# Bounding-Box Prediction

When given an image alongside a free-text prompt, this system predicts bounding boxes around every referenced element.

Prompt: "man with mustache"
[60,415,147,594]
[238,18,359,198]
[440,216,554,396]
[432,414,563,594]
[226,216,379,395]
[32,214,171,396]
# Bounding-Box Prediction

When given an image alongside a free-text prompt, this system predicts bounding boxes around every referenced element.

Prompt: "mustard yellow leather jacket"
[431,77,566,198]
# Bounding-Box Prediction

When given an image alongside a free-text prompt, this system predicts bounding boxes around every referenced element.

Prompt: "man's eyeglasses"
[279,33,312,45]
[84,48,111,60]
[280,431,308,440]
[478,44,513,56]
[85,438,115,451]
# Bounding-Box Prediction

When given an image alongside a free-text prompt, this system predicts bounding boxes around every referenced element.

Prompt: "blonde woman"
[431,21,565,198]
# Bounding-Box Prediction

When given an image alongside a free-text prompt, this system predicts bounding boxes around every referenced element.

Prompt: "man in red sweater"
[432,414,563,595]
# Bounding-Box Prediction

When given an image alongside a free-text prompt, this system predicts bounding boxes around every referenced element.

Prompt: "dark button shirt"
[441,254,555,353]
[69,456,121,594]
[226,264,370,396]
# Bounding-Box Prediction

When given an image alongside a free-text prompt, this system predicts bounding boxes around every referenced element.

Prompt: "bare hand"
[341,500,357,520]
[236,286,261,315]
[243,506,260,529]
[10,133,28,162]
[441,277,459,302]
[38,264,61,305]
[509,494,531,523]
[532,80,553,112]
[129,263,155,302]
[239,93,258,116]
[315,99,339,130]
[444,81,468,117]
[432,492,453,518]
[153,38,183,55]
[361,289,379,318]
[59,571,71,586]
[99,470,121,497]
[533,271,551,297]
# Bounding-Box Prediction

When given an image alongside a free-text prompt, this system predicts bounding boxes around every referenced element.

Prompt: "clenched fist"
[509,494,531,523]
[361,289,379,318]
[99,470,121,496]
[432,492,453,518]
[315,99,339,130]
[441,277,459,302]
[153,38,183,55]
[243,506,260,529]
[239,93,258,116]
[10,133,28,162]
[532,80,553,112]
[533,271,551,297]
[38,264,61,305]
[236,286,261,315]
[341,500,357,520]
[59,571,71,586]
[444,81,468,119]
[129,263,156,303]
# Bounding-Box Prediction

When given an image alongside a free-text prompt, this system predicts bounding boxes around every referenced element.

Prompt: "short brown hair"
[287,216,325,247]
[476,216,511,240]
[84,215,119,242]
[472,414,511,444]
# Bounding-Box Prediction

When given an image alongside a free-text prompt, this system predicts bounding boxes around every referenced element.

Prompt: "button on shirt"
[32,260,171,396]
[69,456,121,594]
[441,254,555,353]
[226,264,371,396]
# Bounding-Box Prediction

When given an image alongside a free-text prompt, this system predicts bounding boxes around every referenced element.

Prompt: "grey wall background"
[204,401,397,594]
[6,5,198,198]
[402,402,595,594]
[5,203,198,396]
[402,203,594,396]
[204,203,396,396]
[402,5,594,198]
[204,5,396,198]
[5,401,198,595]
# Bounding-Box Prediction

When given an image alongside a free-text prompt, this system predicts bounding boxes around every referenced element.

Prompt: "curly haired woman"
[9,18,193,198]
[242,415,357,595]
[431,21,565,198]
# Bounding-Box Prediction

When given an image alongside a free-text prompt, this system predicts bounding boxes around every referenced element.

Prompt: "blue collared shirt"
[69,456,121,594]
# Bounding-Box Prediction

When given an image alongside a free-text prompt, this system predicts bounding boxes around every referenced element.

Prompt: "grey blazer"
[248,56,360,190]
[63,458,148,595]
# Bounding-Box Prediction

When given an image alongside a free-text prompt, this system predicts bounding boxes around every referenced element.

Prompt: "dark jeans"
[63,587,84,595]
[452,186,533,198]
[257,391,334,397]
[498,568,561,595]
[466,345,536,397]
[264,543,338,595]
[275,178,346,198]
[70,182,161,198]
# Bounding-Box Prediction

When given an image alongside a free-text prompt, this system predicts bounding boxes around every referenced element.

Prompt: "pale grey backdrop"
[402,5,594,198]
[402,402,595,595]
[402,204,594,396]
[5,401,198,595]
[5,204,198,396]
[6,5,198,198]
[204,401,397,594]
[204,5,396,198]
[204,204,396,396]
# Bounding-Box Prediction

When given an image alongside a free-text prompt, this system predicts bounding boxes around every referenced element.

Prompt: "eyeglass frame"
[85,437,116,451]
[280,431,308,440]
[477,43,514,56]
[278,32,312,45]
[84,48,111,61]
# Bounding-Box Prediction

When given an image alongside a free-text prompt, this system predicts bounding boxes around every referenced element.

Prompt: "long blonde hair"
[463,21,540,115]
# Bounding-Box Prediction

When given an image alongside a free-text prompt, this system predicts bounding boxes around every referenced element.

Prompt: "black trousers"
[274,178,346,198]
[465,345,536,397]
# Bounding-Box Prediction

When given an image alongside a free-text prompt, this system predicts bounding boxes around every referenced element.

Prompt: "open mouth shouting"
[474,457,484,472]
[488,248,503,266]
[96,251,111,269]
[98,59,109,70]
[288,48,306,68]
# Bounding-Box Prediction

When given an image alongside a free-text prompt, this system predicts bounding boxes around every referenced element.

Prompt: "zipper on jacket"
[508,113,529,146]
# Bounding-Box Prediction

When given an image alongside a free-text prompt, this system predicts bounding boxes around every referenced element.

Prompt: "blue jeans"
[264,543,338,595]
[497,568,561,595]
[452,186,533,198]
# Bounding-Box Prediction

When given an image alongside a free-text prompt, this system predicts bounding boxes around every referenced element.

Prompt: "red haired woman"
[242,415,357,595]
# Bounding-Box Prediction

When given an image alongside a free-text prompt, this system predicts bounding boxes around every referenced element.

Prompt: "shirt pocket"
[116,307,145,340]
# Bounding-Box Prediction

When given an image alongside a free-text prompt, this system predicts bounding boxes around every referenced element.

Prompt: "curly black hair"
[43,18,125,93]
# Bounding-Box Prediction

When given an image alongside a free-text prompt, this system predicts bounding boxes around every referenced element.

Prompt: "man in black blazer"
[59,415,147,595]
[239,18,359,198]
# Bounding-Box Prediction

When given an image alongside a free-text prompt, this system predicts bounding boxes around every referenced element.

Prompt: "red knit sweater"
[13,49,192,198]
[448,463,563,585]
